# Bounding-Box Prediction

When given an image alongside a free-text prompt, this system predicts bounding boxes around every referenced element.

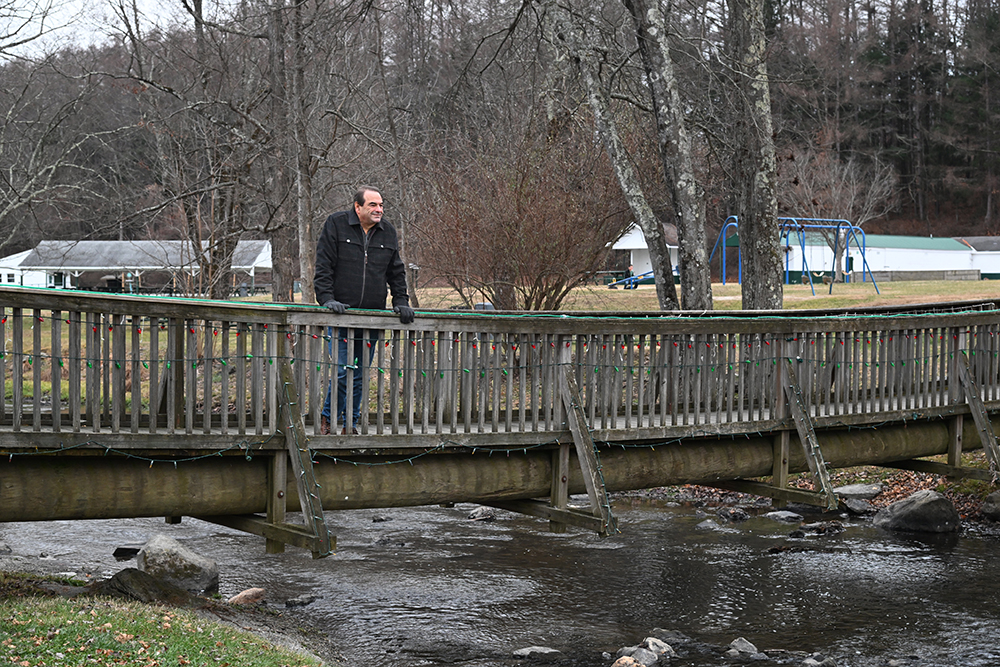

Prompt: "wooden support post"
[549,442,571,534]
[712,479,837,507]
[948,326,965,470]
[559,364,616,535]
[200,340,334,557]
[948,415,964,469]
[956,352,1000,476]
[549,336,571,533]
[277,339,332,558]
[883,459,997,482]
[773,339,790,508]
[489,343,617,535]
[266,452,287,554]
[719,348,839,510]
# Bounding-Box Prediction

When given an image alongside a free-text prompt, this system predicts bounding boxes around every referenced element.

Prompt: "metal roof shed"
[0,240,272,292]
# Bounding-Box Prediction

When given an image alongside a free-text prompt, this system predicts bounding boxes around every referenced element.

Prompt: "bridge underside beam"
[196,514,338,554]
[486,500,607,533]
[0,415,991,523]
[709,480,840,507]
[881,459,998,482]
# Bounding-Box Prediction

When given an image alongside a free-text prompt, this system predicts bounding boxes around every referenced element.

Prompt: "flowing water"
[3,498,1000,667]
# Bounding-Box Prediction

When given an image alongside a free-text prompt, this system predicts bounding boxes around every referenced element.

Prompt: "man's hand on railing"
[394,305,415,324]
[324,299,348,314]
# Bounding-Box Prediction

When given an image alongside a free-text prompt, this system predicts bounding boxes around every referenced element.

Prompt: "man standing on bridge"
[315,186,414,435]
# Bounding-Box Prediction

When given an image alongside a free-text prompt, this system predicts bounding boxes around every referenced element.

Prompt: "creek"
[3,497,1000,667]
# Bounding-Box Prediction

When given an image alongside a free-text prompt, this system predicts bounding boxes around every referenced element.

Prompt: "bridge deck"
[0,288,997,455]
[0,397,984,453]
[2,288,999,550]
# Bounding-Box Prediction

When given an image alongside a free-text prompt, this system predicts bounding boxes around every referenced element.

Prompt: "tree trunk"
[268,0,296,304]
[832,228,847,282]
[291,0,315,306]
[728,0,782,310]
[547,0,680,310]
[376,11,419,308]
[624,0,712,310]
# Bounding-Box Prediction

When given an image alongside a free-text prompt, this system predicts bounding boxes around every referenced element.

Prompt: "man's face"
[355,191,383,229]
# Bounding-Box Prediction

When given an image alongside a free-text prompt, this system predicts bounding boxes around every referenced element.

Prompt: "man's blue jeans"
[322,327,378,430]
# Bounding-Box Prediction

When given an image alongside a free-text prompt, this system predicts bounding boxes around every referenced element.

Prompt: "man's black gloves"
[327,299,412,323]
[324,299,348,314]
[394,305,415,324]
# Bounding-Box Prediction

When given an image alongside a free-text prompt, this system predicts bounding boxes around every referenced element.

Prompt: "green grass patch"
[417,278,1000,312]
[0,596,321,667]
[4,379,74,402]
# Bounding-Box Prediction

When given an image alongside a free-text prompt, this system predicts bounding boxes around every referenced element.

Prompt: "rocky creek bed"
[3,461,1000,667]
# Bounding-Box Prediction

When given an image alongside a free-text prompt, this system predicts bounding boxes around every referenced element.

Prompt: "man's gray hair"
[354,186,381,207]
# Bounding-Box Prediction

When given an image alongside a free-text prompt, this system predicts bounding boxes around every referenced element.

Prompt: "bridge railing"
[0,286,998,447]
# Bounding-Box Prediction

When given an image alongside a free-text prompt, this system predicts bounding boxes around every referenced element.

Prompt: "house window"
[6,274,13,283]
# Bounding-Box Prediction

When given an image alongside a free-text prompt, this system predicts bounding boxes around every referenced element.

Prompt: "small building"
[0,249,47,288]
[779,232,978,283]
[955,237,1000,280]
[611,223,679,282]
[0,239,272,293]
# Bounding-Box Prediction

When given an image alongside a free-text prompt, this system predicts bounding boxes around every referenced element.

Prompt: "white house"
[624,219,1000,283]
[0,249,47,287]
[611,223,679,278]
[956,237,1000,280]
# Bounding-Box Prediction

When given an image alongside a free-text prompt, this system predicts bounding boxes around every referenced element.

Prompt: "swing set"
[708,216,880,295]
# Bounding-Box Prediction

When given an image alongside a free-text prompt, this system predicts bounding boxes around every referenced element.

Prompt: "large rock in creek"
[83,567,199,607]
[615,636,677,666]
[982,491,1000,522]
[834,483,884,500]
[137,533,219,594]
[873,490,960,533]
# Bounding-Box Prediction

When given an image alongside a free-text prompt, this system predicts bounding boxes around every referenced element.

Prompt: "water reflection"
[3,499,1000,667]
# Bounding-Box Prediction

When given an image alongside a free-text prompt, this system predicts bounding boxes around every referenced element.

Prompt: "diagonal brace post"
[956,352,1000,478]
[783,359,839,510]
[559,365,617,535]
[277,352,332,558]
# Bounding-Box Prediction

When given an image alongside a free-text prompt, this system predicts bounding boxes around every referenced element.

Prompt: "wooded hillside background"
[1,0,996,306]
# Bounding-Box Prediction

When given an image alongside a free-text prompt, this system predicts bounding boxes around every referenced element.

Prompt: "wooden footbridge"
[1,287,998,557]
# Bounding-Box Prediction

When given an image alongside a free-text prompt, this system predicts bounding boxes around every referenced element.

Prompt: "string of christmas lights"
[1,335,997,374]
[2,432,275,465]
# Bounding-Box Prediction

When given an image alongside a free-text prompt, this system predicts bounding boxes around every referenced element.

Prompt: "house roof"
[762,232,969,251]
[863,234,968,250]
[0,240,271,273]
[0,249,33,270]
[955,236,1000,252]
[612,223,679,250]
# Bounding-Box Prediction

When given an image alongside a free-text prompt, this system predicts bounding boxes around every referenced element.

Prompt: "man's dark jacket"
[314,207,410,310]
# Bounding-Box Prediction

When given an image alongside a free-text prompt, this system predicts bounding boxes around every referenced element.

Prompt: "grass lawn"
[407,278,1000,312]
[0,581,325,667]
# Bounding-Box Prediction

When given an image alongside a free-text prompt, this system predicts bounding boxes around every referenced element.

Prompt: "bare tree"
[0,0,145,252]
[417,127,631,311]
[0,55,137,253]
[543,0,680,310]
[777,145,898,280]
[726,0,782,309]
[106,0,261,298]
[0,0,74,56]
[622,0,713,310]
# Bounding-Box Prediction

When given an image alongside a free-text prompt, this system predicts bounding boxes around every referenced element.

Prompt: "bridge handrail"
[1,286,999,450]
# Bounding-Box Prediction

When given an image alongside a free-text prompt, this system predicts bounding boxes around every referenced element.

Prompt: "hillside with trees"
[1,0,996,307]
